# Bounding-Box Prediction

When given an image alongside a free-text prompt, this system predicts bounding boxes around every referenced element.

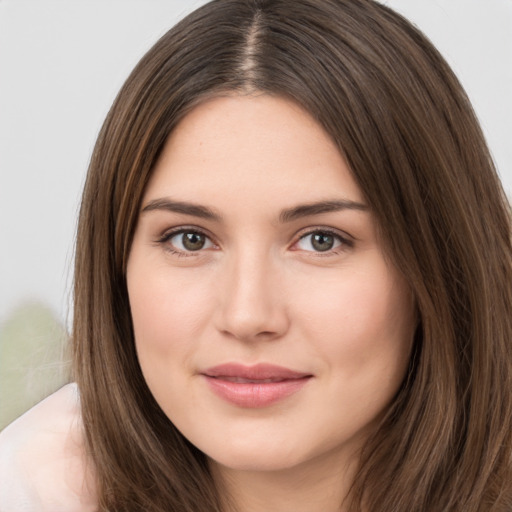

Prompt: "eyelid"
[155,224,354,257]
[290,226,354,253]
[156,225,218,255]
[157,224,212,240]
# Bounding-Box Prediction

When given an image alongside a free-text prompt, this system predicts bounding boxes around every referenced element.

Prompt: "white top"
[0,384,97,512]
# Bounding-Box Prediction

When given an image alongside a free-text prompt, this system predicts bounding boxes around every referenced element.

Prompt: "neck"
[210,446,360,512]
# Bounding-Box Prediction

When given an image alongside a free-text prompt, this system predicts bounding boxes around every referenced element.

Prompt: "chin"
[209,452,302,473]
[199,436,303,473]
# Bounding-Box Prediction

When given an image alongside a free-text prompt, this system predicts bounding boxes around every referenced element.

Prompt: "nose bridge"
[217,244,287,341]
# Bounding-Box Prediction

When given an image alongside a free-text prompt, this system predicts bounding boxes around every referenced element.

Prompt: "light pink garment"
[0,384,97,512]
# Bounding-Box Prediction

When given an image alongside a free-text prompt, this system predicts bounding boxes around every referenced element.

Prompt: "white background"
[1,0,511,328]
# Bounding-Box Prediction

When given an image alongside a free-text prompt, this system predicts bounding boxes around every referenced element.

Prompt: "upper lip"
[202,363,312,381]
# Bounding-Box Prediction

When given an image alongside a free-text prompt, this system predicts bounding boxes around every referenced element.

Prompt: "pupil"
[312,233,334,252]
[183,233,205,251]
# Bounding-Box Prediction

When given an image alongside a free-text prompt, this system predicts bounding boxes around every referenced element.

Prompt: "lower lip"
[203,376,311,408]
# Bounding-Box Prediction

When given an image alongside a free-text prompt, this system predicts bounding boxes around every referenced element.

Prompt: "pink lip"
[201,363,312,408]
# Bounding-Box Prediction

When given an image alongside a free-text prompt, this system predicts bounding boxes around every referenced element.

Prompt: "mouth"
[201,363,313,408]
[212,376,294,383]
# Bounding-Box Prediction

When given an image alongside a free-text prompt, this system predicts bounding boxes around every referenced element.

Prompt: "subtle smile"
[201,363,313,408]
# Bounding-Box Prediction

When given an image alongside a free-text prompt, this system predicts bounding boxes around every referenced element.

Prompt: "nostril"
[257,331,278,338]
[214,269,290,341]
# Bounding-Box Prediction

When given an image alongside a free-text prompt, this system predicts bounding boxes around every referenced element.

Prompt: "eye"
[295,230,349,253]
[163,229,215,253]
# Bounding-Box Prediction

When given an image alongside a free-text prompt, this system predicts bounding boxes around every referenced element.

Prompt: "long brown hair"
[73,0,512,510]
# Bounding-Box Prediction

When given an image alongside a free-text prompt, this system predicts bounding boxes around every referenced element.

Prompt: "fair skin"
[0,384,97,511]
[127,94,417,512]
[0,94,415,512]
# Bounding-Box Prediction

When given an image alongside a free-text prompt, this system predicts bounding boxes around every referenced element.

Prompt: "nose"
[214,249,290,342]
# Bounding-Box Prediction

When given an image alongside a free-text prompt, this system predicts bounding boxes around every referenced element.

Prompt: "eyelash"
[156,226,354,257]
[292,228,354,256]
[157,227,215,258]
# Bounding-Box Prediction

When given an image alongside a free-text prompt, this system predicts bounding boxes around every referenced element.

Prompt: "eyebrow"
[279,199,368,223]
[141,197,368,223]
[142,198,222,221]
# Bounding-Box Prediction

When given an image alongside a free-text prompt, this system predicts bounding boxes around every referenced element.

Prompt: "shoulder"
[0,383,97,512]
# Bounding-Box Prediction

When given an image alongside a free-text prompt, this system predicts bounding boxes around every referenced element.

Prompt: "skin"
[127,94,417,512]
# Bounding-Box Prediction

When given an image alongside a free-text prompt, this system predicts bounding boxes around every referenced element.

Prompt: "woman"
[1,0,511,510]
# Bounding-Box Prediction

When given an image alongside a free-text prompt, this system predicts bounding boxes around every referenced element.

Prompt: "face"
[127,95,416,477]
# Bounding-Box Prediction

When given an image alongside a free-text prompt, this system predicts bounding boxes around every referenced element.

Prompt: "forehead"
[143,94,365,214]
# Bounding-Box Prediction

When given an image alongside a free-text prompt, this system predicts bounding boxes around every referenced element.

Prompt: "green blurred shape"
[0,301,71,430]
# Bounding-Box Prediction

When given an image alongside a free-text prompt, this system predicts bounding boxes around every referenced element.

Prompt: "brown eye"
[296,230,346,253]
[311,233,335,252]
[182,232,206,251]
[168,231,214,252]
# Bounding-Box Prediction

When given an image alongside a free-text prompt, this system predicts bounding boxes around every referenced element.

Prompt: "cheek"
[292,259,414,374]
[127,264,216,361]
[127,263,221,416]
